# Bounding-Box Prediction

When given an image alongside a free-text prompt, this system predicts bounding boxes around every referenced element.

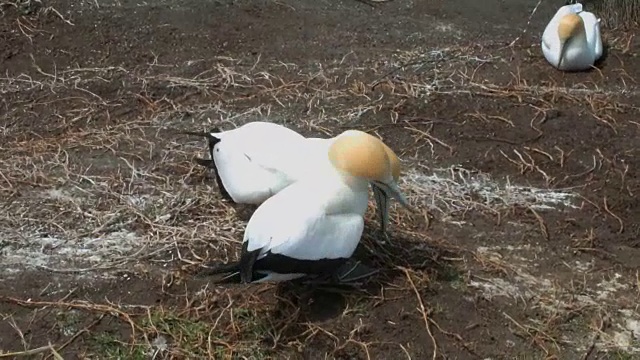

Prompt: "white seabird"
[180,121,405,235]
[542,3,603,71]
[199,129,413,284]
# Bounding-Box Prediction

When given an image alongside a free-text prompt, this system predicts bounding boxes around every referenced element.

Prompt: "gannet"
[199,130,412,284]
[542,3,603,71]
[181,121,407,234]
[303,136,404,236]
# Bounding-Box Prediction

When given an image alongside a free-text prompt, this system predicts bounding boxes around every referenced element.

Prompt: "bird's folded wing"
[212,141,283,201]
[274,212,364,261]
[579,11,603,58]
[224,123,308,177]
[244,142,309,180]
[246,203,365,262]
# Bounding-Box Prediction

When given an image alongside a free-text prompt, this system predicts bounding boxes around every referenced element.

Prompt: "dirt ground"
[1,0,639,358]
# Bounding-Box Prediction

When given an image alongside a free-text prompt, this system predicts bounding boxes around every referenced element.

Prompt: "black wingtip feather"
[335,261,380,283]
[178,129,233,203]
[205,270,270,285]
[195,261,244,284]
[197,261,241,277]
[212,271,243,284]
[193,158,215,168]
[239,242,261,283]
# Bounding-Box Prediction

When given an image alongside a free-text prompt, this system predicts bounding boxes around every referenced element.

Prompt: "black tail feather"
[199,270,269,285]
[335,261,380,283]
[175,128,234,202]
[211,271,243,284]
[193,158,215,168]
[196,259,378,286]
[174,127,222,141]
[197,259,267,284]
[197,261,240,277]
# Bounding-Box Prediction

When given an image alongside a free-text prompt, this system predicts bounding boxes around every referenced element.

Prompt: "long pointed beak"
[176,129,222,162]
[557,40,569,69]
[371,184,389,234]
[177,130,218,148]
[178,130,210,137]
[372,181,414,213]
[174,126,221,138]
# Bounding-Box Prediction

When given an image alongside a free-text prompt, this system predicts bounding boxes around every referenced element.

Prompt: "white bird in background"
[542,3,603,71]
[180,121,406,235]
[199,129,412,284]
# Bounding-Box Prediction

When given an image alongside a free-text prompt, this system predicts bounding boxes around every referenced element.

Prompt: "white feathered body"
[203,123,399,237]
[242,167,370,283]
[542,3,603,71]
[211,122,310,204]
[210,125,345,203]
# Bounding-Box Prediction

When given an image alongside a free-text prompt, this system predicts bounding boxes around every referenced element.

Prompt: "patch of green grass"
[234,308,271,340]
[54,310,82,337]
[437,263,466,290]
[513,356,542,360]
[609,350,636,360]
[140,308,271,358]
[84,308,275,359]
[144,312,210,354]
[89,333,148,360]
[436,263,461,282]
[344,302,369,317]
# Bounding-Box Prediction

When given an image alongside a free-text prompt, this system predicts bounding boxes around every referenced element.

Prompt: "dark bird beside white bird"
[542,3,603,71]
[180,121,407,236]
[198,129,413,284]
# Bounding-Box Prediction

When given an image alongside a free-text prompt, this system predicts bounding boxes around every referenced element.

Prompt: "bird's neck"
[300,137,371,213]
[570,31,588,46]
[316,167,370,216]
[559,32,589,69]
[335,171,370,192]
[563,28,588,52]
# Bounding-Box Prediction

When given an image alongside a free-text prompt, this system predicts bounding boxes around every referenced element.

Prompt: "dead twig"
[401,267,437,360]
[506,0,543,48]
[0,297,141,341]
[0,346,52,358]
[581,314,608,360]
[528,206,550,241]
[603,197,624,234]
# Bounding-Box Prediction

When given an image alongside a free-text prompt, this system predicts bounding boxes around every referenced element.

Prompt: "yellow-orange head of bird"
[380,141,401,182]
[328,130,391,183]
[557,13,584,41]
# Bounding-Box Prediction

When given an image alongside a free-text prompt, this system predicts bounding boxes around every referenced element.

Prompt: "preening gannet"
[305,136,404,236]
[181,121,408,234]
[199,130,412,284]
[542,3,603,71]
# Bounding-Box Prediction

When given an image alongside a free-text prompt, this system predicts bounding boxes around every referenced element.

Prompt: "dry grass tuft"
[592,0,640,29]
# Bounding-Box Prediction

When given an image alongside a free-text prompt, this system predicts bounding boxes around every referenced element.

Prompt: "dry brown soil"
[1,0,640,359]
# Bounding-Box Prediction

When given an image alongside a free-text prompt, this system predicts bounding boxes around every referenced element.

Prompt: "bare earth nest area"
[0,0,639,358]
